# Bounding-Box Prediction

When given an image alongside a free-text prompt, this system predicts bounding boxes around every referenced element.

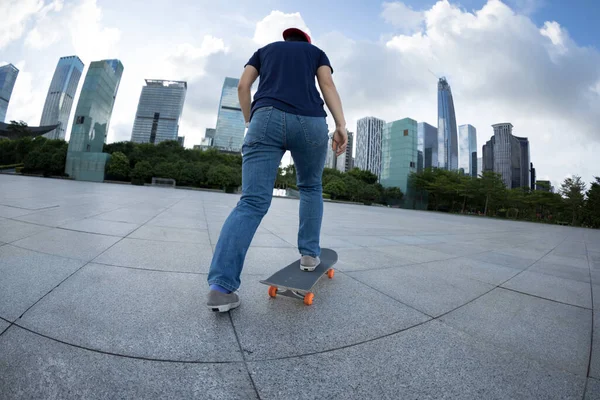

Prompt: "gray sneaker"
[300,255,320,271]
[207,290,240,312]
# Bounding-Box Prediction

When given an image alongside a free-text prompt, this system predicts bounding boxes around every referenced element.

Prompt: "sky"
[2,0,599,190]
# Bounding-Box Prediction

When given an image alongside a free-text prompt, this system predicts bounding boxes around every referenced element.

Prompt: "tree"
[207,164,241,192]
[479,171,507,216]
[130,161,153,185]
[153,162,179,180]
[347,168,378,185]
[105,151,130,181]
[560,175,586,226]
[382,187,403,206]
[6,121,30,138]
[360,184,380,205]
[323,178,347,200]
[585,177,600,228]
[342,175,362,202]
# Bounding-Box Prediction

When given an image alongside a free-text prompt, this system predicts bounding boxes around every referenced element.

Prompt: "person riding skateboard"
[206,27,348,312]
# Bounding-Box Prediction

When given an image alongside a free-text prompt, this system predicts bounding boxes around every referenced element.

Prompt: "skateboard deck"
[260,248,338,305]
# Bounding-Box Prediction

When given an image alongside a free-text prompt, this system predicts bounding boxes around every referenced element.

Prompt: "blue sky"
[2,0,599,188]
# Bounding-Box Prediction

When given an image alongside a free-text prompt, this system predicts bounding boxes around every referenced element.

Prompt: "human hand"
[332,126,348,156]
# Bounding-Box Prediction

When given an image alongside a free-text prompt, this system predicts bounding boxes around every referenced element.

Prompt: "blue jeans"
[207,106,329,292]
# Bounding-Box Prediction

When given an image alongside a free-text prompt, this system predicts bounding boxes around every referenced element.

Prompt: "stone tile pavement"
[1,175,600,399]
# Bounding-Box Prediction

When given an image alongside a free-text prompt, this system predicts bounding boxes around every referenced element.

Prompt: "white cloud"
[381,2,425,33]
[513,0,545,15]
[68,0,121,62]
[24,0,64,49]
[253,11,310,46]
[23,0,120,61]
[0,0,45,49]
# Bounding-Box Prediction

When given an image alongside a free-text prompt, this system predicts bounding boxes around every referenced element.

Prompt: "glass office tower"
[380,118,418,194]
[355,116,385,179]
[0,63,19,123]
[65,59,123,182]
[212,77,245,152]
[458,124,477,177]
[437,77,458,170]
[40,56,84,140]
[417,122,438,170]
[130,79,187,144]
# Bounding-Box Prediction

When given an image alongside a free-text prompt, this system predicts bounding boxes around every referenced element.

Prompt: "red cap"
[283,28,311,44]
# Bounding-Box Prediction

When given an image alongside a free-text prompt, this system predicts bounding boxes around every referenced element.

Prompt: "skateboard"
[259,248,338,306]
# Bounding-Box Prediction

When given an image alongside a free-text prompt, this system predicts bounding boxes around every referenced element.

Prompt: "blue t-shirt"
[244,41,333,120]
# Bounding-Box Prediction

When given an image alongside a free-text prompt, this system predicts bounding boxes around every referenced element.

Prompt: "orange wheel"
[268,286,277,298]
[327,269,335,279]
[304,292,314,306]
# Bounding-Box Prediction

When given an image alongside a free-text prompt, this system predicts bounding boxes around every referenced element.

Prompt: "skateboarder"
[207,27,348,312]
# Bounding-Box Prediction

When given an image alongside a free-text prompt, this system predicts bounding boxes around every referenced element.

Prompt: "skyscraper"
[0,63,19,123]
[458,124,477,177]
[417,122,438,170]
[40,56,84,140]
[437,77,459,170]
[482,123,531,189]
[380,118,418,194]
[65,59,124,182]
[355,117,385,179]
[130,79,187,144]
[212,77,245,152]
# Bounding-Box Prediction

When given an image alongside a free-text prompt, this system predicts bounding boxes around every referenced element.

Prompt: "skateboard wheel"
[327,269,335,279]
[268,286,278,298]
[304,292,314,306]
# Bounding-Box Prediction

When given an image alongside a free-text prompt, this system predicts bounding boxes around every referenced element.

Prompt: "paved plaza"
[1,174,600,399]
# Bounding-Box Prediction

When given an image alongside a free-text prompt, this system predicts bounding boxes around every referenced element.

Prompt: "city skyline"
[40,56,84,140]
[2,0,598,189]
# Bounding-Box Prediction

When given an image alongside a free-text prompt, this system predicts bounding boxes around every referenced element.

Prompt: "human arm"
[316,65,347,156]
[238,65,259,124]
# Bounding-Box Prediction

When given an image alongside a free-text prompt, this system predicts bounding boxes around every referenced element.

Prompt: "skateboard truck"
[267,268,335,305]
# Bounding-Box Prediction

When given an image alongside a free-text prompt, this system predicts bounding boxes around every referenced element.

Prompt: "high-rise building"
[40,56,84,140]
[65,59,123,182]
[458,124,477,177]
[130,79,187,144]
[0,63,19,123]
[380,118,418,194]
[355,117,385,179]
[477,157,483,177]
[325,131,354,172]
[530,163,536,190]
[177,136,185,147]
[212,77,245,152]
[482,123,531,189]
[417,122,438,170]
[437,77,459,170]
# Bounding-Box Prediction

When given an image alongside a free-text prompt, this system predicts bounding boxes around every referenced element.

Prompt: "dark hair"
[284,33,307,42]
